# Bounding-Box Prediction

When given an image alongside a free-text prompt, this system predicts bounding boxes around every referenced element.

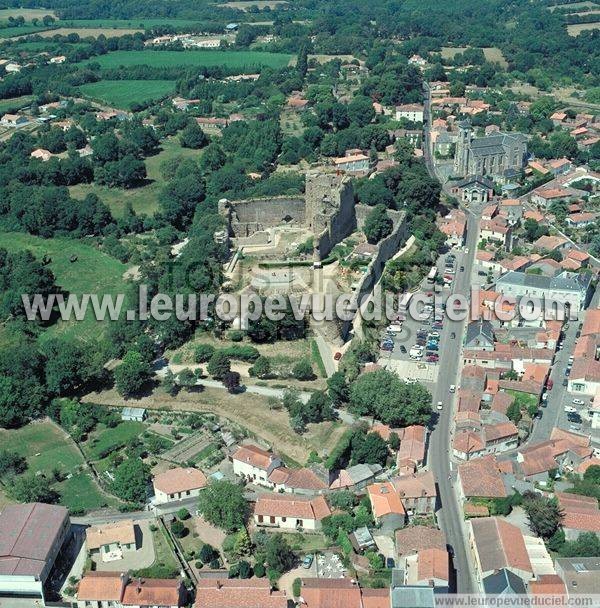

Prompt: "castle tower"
[454,121,473,177]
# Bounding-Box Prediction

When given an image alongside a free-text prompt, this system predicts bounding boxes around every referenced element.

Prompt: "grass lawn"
[0,8,57,20]
[0,420,114,512]
[84,421,146,460]
[60,18,214,29]
[0,232,129,343]
[567,22,600,35]
[32,26,142,39]
[81,49,292,72]
[70,135,202,218]
[0,95,34,113]
[440,46,508,67]
[78,79,176,110]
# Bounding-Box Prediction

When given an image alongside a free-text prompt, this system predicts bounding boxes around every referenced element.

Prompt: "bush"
[238,560,252,579]
[228,330,245,342]
[221,344,260,362]
[209,557,221,569]
[200,543,217,564]
[293,578,302,597]
[177,508,190,520]
[254,562,266,578]
[194,344,215,363]
[171,520,187,538]
[292,358,314,381]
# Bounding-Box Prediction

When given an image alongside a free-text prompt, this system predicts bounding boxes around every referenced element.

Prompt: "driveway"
[279,564,316,598]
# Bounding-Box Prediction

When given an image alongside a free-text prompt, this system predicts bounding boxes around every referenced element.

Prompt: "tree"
[207,352,231,380]
[8,474,59,504]
[180,123,208,149]
[304,391,335,423]
[112,459,150,504]
[350,369,431,426]
[388,432,400,450]
[506,401,522,424]
[0,449,27,479]
[177,368,197,391]
[327,371,349,406]
[233,528,252,556]
[364,204,393,244]
[351,432,389,467]
[222,370,241,393]
[171,520,187,538]
[522,493,563,539]
[249,356,271,378]
[199,544,217,564]
[583,465,600,483]
[560,532,600,557]
[347,95,376,127]
[292,358,314,381]
[197,480,248,532]
[114,350,151,397]
[265,533,295,575]
[162,369,179,396]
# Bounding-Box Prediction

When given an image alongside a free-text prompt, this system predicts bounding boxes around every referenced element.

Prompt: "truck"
[426,266,437,284]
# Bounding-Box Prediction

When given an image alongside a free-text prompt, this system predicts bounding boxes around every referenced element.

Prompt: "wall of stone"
[220,196,306,237]
[342,211,409,340]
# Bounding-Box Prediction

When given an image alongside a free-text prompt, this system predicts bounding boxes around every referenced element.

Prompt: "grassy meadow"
[78,79,176,109]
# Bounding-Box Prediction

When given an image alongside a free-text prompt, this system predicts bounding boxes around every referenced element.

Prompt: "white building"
[253,494,331,532]
[395,104,424,123]
[152,467,207,505]
[232,444,282,487]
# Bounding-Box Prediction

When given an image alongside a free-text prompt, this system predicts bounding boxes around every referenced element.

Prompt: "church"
[453,121,527,180]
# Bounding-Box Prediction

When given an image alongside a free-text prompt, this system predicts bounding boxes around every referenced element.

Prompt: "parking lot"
[377,249,465,385]
[316,551,346,579]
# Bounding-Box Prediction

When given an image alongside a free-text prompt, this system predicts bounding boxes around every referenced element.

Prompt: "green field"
[70,135,202,217]
[0,420,114,512]
[82,49,292,72]
[0,8,57,20]
[79,79,176,109]
[0,232,129,343]
[84,421,145,460]
[0,95,33,113]
[0,24,55,38]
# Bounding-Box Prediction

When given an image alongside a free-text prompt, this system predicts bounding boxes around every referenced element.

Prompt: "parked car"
[426,355,439,363]
[428,331,440,338]
[562,378,568,387]
[573,399,585,406]
[450,332,456,339]
[399,345,407,354]
[436,401,443,410]
[427,343,439,351]
[568,413,582,424]
[334,351,342,361]
[302,555,314,569]
[381,343,393,351]
[449,384,456,393]
[460,265,465,272]
[386,557,395,569]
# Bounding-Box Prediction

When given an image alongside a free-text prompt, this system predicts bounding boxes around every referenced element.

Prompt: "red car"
[426,355,439,362]
[334,352,342,361]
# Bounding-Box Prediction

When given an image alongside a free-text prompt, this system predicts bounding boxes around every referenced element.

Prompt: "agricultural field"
[0,95,34,114]
[567,22,600,34]
[82,49,293,72]
[32,26,143,38]
[83,421,146,461]
[70,135,202,217]
[0,8,57,20]
[548,1,598,10]
[440,46,508,67]
[78,79,176,109]
[0,420,115,512]
[0,232,129,344]
[220,0,289,8]
[60,18,213,29]
[0,24,55,38]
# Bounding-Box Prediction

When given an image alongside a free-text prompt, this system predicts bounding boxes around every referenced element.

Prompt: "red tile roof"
[254,494,331,521]
[153,467,207,495]
[528,574,567,595]
[417,547,449,583]
[395,525,446,557]
[458,456,507,499]
[195,579,288,608]
[233,444,276,470]
[367,482,406,519]
[299,578,362,608]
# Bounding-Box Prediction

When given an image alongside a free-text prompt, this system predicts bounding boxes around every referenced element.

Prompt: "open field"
[0,420,114,512]
[0,95,34,113]
[78,79,176,109]
[82,387,348,463]
[82,49,292,71]
[32,26,143,38]
[0,8,57,20]
[0,24,54,38]
[220,0,289,9]
[60,18,212,29]
[549,1,598,10]
[440,46,508,67]
[0,232,129,343]
[70,135,202,217]
[567,21,600,34]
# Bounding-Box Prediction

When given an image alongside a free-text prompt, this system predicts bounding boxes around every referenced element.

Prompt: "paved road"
[423,82,478,593]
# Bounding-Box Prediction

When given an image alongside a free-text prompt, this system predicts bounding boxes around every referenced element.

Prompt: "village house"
[404,548,450,591]
[555,492,600,540]
[232,443,282,487]
[457,455,508,503]
[30,148,54,162]
[392,470,437,517]
[452,421,519,461]
[395,525,446,567]
[253,493,331,532]
[152,467,207,505]
[467,517,533,592]
[86,521,138,562]
[329,463,383,490]
[395,103,424,123]
[396,425,427,474]
[569,310,600,396]
[268,467,328,495]
[332,152,370,173]
[367,481,407,532]
[194,579,288,608]
[76,572,187,608]
[464,320,495,351]
[1,113,28,127]
[297,578,389,608]
[555,557,600,596]
[498,198,522,223]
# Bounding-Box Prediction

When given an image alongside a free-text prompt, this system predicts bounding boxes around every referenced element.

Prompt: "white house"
[152,467,207,505]
[232,444,282,487]
[253,493,331,532]
[395,103,424,123]
[86,521,138,563]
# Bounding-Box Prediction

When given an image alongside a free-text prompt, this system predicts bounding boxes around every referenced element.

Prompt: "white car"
[565,406,577,413]
[572,399,585,406]
[449,385,456,393]
[436,401,443,410]
[464,247,469,254]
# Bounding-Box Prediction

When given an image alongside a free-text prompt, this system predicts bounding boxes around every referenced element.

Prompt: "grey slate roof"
[391,586,435,608]
[465,320,495,348]
[483,568,527,595]
[496,270,591,293]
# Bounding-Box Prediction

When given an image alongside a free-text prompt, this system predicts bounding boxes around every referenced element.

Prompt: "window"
[258,515,263,523]
[270,516,276,524]
[281,517,286,523]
